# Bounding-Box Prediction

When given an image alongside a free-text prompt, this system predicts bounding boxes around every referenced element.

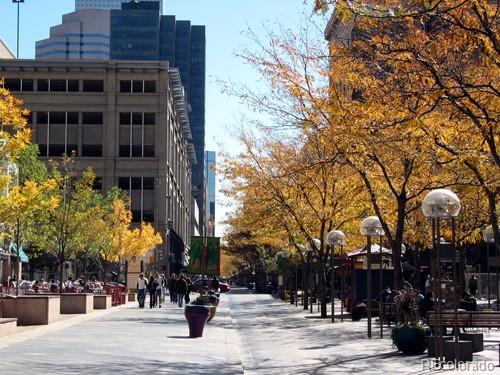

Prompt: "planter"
[184,305,210,338]
[207,306,217,322]
[392,326,428,354]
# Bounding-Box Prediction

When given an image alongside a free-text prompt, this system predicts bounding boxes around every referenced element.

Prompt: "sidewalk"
[227,289,500,374]
[0,294,243,375]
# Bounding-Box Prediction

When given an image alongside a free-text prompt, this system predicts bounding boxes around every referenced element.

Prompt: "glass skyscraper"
[205,151,216,237]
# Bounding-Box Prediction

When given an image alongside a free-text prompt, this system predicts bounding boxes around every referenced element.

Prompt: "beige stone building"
[0,59,196,284]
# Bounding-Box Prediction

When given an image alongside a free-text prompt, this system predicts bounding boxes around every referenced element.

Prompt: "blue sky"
[0,0,317,237]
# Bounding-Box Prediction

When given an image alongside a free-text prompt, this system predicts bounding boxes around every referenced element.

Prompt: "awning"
[10,242,29,263]
[347,244,392,258]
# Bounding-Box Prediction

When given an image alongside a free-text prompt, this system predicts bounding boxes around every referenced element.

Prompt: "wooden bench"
[428,311,500,329]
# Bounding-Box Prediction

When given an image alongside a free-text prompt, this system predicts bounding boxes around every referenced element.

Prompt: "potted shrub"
[391,288,430,354]
[391,323,428,354]
[207,294,219,322]
[184,296,210,338]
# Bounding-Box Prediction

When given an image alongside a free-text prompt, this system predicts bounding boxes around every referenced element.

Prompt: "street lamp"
[12,0,24,59]
[326,230,346,323]
[422,189,461,365]
[360,216,384,339]
[483,226,495,310]
[306,239,320,313]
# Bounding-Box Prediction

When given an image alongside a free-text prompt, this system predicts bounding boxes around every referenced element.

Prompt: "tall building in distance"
[204,151,216,237]
[36,10,110,60]
[76,0,163,11]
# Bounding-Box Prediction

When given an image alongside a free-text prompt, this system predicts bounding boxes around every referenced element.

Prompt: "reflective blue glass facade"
[110,2,206,234]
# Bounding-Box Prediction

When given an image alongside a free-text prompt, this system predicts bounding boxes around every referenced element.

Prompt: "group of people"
[136,272,194,309]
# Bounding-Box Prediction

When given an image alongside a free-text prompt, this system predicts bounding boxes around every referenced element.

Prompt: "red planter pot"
[184,305,210,338]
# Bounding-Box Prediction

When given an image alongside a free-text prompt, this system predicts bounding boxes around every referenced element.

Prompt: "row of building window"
[2,78,158,94]
[34,111,155,158]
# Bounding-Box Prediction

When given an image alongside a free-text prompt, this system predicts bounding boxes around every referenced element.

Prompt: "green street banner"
[188,236,221,275]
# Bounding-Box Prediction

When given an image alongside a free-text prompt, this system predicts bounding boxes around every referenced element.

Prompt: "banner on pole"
[188,236,221,275]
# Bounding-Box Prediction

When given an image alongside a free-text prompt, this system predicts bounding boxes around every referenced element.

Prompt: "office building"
[39,2,208,235]
[205,151,215,237]
[36,10,110,60]
[0,38,15,59]
[76,0,163,11]
[0,59,196,279]
[110,2,206,235]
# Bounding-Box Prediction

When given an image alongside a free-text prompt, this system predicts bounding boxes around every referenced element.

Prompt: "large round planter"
[392,326,427,354]
[207,306,217,322]
[184,305,210,338]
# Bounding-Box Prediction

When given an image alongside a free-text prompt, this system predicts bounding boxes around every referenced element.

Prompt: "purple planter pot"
[184,305,210,338]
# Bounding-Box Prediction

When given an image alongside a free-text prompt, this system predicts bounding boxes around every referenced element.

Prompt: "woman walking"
[148,275,157,309]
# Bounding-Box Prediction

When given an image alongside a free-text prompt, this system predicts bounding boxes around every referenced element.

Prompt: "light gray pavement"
[228,289,500,374]
[2,290,500,374]
[0,296,243,374]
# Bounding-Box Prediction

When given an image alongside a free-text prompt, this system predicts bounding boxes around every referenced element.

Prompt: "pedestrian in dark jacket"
[168,274,177,303]
[175,275,188,308]
[148,275,157,308]
[184,276,193,304]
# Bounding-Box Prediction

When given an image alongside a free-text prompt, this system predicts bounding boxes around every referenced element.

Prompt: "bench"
[428,311,500,329]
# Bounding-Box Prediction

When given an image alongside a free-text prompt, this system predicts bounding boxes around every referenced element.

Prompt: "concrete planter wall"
[59,293,94,314]
[0,295,61,325]
[93,295,112,310]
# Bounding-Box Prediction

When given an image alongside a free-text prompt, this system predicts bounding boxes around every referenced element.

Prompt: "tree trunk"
[59,248,65,294]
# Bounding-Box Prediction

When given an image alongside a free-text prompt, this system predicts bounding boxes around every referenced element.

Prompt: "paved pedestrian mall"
[1,289,500,374]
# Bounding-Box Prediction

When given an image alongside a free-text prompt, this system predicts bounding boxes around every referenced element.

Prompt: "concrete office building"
[205,151,215,237]
[36,10,110,60]
[76,0,163,11]
[0,59,196,279]
[37,2,207,235]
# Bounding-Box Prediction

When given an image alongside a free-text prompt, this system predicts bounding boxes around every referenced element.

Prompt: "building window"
[119,80,156,93]
[34,79,79,92]
[119,112,155,157]
[117,177,155,223]
[2,78,20,91]
[36,111,78,157]
[82,80,104,92]
[82,112,103,157]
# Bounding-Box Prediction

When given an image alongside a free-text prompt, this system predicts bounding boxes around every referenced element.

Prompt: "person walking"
[168,274,177,303]
[155,272,163,308]
[160,274,167,304]
[468,275,478,297]
[211,276,220,292]
[184,275,193,304]
[136,273,148,309]
[175,274,188,308]
[148,275,157,309]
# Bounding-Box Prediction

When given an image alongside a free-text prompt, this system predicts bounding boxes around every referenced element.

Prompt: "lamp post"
[326,230,346,323]
[422,189,461,366]
[12,0,24,59]
[483,226,495,310]
[360,216,384,339]
[306,239,319,313]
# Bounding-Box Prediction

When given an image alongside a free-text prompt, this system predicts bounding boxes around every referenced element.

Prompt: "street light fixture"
[12,0,24,59]
[483,226,496,310]
[422,189,460,365]
[360,216,384,339]
[327,230,345,323]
